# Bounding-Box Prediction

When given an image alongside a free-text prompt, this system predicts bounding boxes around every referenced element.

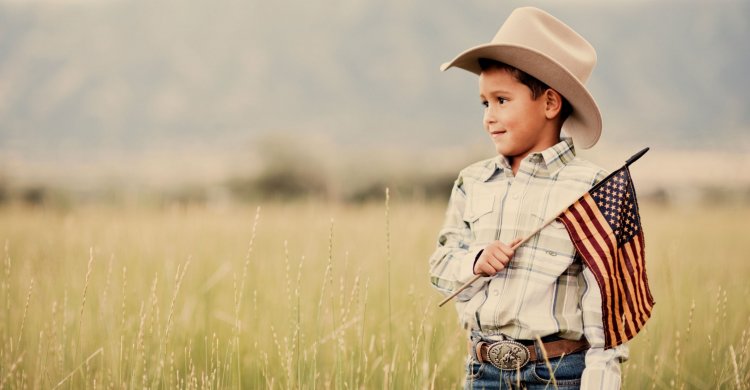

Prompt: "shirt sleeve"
[428,173,490,301]
[579,261,629,390]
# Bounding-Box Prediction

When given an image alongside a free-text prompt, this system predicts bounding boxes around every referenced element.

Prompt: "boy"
[428,7,628,389]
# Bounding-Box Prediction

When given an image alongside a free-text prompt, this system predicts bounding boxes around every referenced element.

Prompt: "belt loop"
[474,341,485,362]
[534,339,544,363]
[469,331,481,362]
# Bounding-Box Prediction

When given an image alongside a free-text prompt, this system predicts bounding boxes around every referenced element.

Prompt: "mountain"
[0,0,748,185]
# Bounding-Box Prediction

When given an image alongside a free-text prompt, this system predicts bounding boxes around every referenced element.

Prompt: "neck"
[508,136,561,176]
[509,156,522,176]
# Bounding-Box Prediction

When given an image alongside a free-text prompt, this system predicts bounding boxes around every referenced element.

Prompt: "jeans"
[464,348,586,390]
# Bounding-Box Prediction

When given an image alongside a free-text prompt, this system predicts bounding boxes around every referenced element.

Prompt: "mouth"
[490,130,506,138]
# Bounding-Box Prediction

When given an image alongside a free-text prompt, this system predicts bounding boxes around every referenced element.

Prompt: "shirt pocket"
[548,219,568,231]
[463,186,496,224]
[531,213,577,260]
[531,212,568,234]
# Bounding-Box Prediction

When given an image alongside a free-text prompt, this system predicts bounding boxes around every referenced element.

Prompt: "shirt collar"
[480,138,576,182]
[539,137,576,175]
[479,155,511,182]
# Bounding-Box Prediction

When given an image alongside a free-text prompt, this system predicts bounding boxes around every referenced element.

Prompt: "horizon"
[1,0,748,194]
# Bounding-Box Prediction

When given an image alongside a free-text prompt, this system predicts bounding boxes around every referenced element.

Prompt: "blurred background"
[1,0,749,208]
[2,2,749,388]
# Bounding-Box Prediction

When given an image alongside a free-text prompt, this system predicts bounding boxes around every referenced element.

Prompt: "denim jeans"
[464,347,585,390]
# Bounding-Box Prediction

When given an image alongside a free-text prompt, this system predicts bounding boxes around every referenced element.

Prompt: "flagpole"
[589,147,649,193]
[437,147,649,308]
[438,206,567,307]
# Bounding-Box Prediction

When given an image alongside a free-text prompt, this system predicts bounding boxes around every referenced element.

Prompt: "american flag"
[557,166,655,349]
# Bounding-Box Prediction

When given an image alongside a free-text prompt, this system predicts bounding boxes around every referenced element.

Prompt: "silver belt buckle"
[487,340,530,370]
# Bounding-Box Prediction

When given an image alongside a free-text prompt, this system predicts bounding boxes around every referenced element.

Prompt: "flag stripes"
[557,167,654,349]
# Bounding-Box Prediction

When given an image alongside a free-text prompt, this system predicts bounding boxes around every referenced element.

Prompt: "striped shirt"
[429,138,628,389]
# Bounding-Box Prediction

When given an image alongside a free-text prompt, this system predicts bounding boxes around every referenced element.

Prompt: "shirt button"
[492,289,500,296]
[547,250,557,256]
[512,193,520,200]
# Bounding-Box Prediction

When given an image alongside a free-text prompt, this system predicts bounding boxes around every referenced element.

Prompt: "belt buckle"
[486,340,530,370]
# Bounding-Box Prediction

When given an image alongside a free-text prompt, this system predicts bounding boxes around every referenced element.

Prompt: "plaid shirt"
[429,138,628,389]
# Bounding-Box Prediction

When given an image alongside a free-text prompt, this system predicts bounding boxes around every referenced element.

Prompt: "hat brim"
[441,44,601,149]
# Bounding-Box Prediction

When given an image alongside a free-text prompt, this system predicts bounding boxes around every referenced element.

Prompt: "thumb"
[510,237,523,249]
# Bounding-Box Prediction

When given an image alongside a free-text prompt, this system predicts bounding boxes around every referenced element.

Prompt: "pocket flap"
[464,188,495,222]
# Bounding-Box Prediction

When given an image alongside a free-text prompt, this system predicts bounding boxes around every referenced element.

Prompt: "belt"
[471,336,590,370]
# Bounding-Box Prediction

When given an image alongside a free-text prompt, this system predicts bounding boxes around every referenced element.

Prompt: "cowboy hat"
[440,7,601,149]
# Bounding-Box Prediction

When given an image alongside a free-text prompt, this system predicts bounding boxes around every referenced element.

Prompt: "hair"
[477,58,573,124]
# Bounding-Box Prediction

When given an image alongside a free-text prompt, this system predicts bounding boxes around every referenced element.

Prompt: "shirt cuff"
[580,347,625,390]
[457,247,487,284]
[580,366,621,390]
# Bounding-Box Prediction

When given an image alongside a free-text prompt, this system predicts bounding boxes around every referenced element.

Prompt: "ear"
[543,89,563,120]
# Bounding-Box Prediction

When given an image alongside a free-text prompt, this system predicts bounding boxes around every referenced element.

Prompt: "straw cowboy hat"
[440,7,601,149]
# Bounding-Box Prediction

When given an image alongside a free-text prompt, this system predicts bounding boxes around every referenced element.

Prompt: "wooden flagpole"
[437,147,649,308]
[437,203,565,307]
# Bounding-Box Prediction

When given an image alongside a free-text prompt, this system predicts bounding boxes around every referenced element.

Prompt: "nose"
[483,104,497,130]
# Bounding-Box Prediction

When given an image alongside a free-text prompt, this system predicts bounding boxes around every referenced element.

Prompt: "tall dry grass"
[0,198,748,388]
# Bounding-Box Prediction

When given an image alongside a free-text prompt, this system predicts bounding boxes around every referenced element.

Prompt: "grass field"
[0,198,748,389]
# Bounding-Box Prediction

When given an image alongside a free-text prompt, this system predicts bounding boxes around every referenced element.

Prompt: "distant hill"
[0,0,748,186]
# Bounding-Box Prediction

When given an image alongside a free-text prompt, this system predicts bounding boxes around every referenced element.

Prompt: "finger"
[486,249,510,267]
[497,242,515,257]
[484,247,506,265]
[474,260,489,276]
[479,262,497,276]
[473,257,487,275]
[510,237,523,249]
[487,256,506,271]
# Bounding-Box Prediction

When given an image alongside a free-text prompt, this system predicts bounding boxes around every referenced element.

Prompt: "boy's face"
[479,67,555,160]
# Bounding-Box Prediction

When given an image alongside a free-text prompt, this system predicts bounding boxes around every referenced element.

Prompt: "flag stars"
[587,169,643,244]
[592,170,642,240]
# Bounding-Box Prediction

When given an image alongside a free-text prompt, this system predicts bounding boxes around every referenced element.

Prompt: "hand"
[473,238,522,276]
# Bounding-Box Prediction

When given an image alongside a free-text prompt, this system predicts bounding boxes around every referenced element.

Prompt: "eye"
[481,100,488,108]
[497,97,507,104]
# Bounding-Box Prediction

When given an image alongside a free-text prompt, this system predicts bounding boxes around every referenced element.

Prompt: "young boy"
[428,7,628,389]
